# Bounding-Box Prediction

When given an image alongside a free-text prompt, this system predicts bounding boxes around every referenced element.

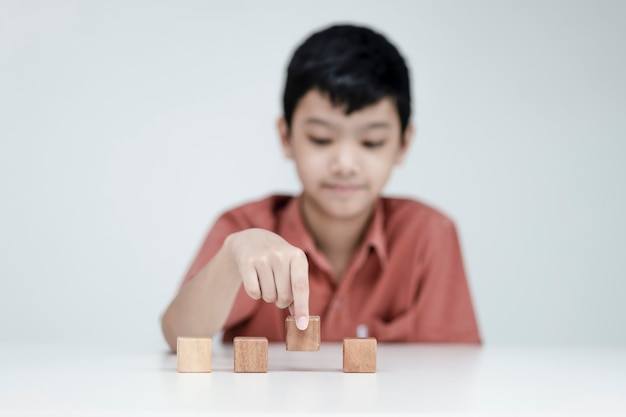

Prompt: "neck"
[300,195,376,278]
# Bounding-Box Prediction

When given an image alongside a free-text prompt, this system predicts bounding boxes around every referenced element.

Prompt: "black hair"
[282,24,411,134]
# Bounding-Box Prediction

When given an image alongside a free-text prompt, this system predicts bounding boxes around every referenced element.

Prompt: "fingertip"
[296,315,309,330]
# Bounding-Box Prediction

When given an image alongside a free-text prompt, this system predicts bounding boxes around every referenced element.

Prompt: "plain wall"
[1,0,625,348]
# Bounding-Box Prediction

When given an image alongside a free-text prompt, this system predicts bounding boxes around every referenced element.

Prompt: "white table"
[0,343,625,416]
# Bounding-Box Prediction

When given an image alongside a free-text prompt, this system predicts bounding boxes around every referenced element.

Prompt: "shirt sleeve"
[180,210,261,331]
[410,218,482,343]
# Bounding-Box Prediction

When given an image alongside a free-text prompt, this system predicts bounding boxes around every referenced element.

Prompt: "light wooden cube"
[234,337,268,373]
[343,337,377,373]
[285,315,320,351]
[177,337,212,373]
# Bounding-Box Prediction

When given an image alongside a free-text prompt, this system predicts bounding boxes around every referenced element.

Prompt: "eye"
[309,136,332,146]
[362,140,385,149]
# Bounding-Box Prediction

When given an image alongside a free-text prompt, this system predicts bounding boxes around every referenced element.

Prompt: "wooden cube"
[177,337,212,372]
[285,315,320,351]
[234,337,268,373]
[343,337,377,373]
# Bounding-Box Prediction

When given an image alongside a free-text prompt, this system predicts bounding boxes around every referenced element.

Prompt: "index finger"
[290,250,309,330]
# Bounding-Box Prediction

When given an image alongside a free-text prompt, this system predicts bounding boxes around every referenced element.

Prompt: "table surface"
[0,342,625,416]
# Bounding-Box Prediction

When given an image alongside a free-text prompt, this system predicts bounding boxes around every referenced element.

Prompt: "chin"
[319,198,374,220]
[303,188,377,219]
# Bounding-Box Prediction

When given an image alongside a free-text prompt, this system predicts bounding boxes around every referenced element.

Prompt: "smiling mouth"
[323,184,365,192]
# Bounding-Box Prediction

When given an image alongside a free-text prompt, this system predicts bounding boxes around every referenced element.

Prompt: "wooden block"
[343,337,377,373]
[234,337,268,373]
[285,315,320,351]
[177,337,212,372]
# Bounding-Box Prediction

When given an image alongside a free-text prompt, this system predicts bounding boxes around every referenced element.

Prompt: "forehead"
[292,89,400,132]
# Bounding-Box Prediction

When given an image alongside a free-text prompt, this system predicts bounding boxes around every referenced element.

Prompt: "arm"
[160,236,242,351]
[160,223,311,352]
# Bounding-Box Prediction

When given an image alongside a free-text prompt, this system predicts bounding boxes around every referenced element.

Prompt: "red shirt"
[182,194,481,344]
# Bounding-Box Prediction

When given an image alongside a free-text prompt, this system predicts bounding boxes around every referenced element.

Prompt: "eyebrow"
[303,117,392,131]
[304,117,334,128]
[360,121,392,131]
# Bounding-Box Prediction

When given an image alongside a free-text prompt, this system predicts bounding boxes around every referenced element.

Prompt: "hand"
[225,228,310,330]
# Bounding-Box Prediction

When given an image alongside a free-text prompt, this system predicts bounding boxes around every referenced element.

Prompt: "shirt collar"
[278,194,388,269]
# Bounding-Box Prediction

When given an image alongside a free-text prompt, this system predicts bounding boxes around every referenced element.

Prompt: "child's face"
[279,89,413,221]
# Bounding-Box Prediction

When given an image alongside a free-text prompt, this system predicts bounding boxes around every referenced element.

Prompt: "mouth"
[323,183,366,194]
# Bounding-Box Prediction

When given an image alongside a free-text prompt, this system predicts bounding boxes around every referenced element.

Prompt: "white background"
[1,0,624,348]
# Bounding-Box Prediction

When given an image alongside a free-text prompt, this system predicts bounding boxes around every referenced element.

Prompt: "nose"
[329,142,359,177]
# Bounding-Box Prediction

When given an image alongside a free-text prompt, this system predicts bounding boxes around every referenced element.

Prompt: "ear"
[277,116,294,159]
[395,122,415,165]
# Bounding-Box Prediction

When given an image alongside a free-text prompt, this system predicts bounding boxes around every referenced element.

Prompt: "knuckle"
[243,282,261,299]
[255,254,271,269]
[276,291,292,309]
[238,256,255,272]
[294,249,308,266]
[271,251,287,265]
[262,292,277,303]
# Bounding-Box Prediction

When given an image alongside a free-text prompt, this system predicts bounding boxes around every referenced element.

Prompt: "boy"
[161,24,481,351]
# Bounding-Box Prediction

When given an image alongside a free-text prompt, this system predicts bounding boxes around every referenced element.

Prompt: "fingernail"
[296,315,308,330]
